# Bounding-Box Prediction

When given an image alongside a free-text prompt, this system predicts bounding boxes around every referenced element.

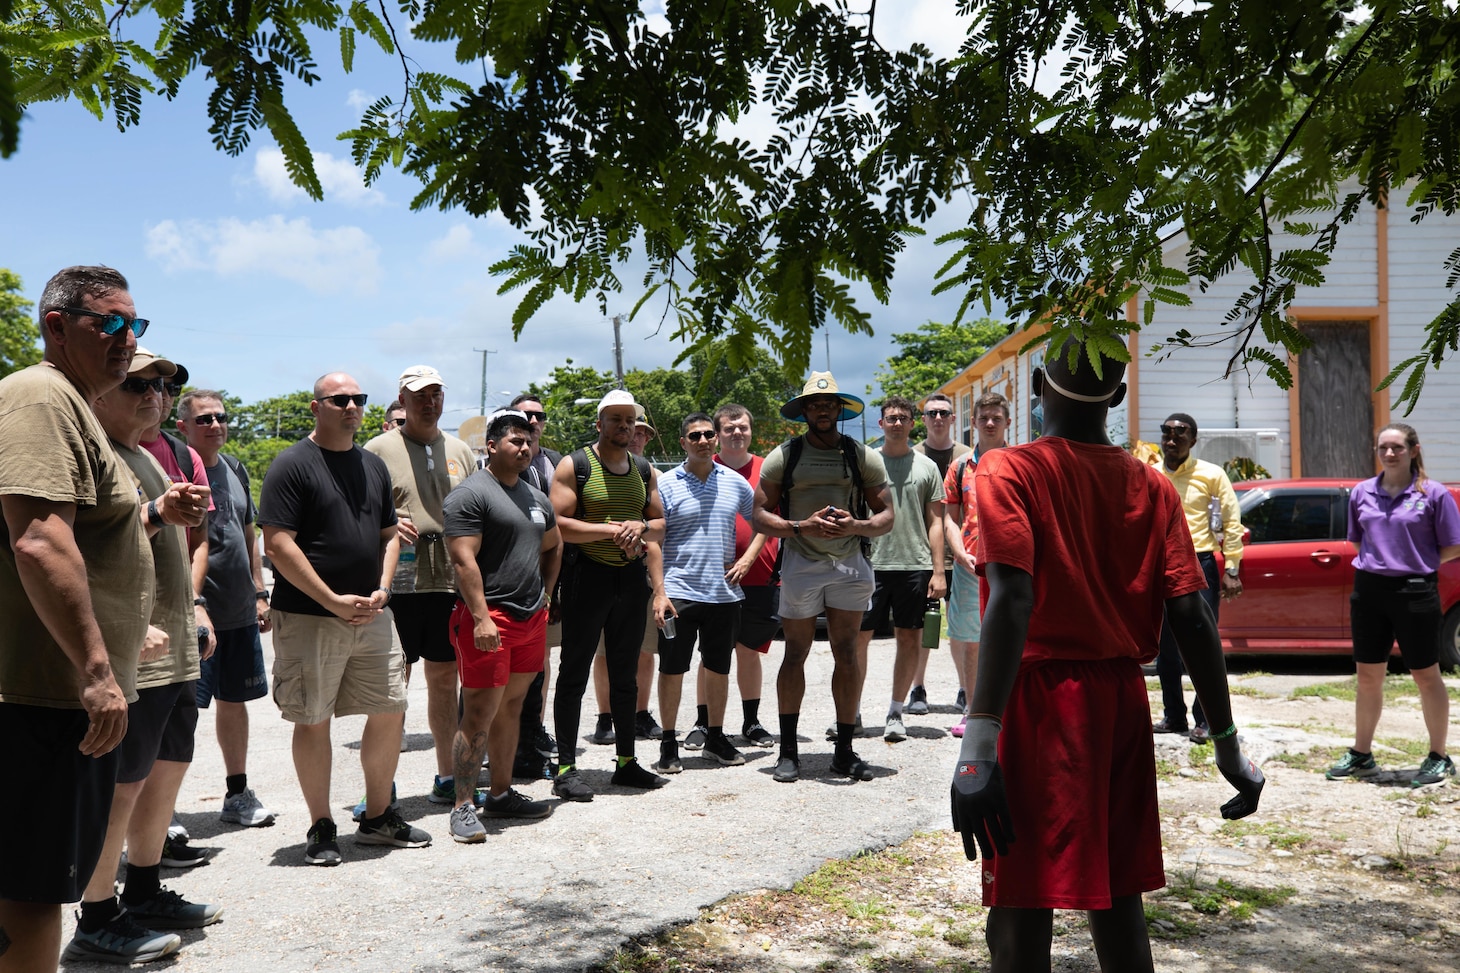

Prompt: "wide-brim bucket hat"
[780,371,864,422]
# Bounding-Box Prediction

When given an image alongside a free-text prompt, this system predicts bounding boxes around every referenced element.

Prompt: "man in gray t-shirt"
[442,411,562,841]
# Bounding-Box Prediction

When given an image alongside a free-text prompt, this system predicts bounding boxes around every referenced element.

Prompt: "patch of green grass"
[1143,904,1199,938]
[1228,683,1275,697]
[1219,820,1311,851]
[1155,758,1182,778]
[1270,746,1347,773]
[1376,736,1431,760]
[912,923,936,939]
[1291,679,1358,701]
[943,926,976,948]
[1291,675,1460,704]
[1165,877,1297,921]
[1145,677,1161,693]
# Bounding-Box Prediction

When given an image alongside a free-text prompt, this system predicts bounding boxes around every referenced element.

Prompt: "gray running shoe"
[905,685,930,716]
[1325,750,1379,780]
[883,716,907,743]
[450,804,486,843]
[63,911,181,964]
[123,888,222,930]
[356,808,432,848]
[220,787,276,827]
[772,755,800,783]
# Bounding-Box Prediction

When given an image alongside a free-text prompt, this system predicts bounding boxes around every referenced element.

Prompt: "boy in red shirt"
[950,342,1264,972]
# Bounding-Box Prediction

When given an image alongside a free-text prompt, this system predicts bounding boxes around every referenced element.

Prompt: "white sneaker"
[220,788,277,827]
[884,716,907,743]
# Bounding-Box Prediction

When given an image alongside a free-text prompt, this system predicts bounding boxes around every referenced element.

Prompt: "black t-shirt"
[259,438,397,617]
[442,469,556,620]
[203,457,258,629]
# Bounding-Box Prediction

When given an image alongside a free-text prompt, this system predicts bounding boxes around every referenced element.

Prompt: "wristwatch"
[146,499,164,528]
[193,595,208,610]
[256,590,270,604]
[1225,564,1240,578]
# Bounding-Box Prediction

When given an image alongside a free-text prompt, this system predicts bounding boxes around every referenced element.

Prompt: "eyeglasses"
[521,410,546,423]
[119,376,165,395]
[1376,444,1409,454]
[424,443,435,471]
[924,409,952,419]
[192,413,228,426]
[48,306,150,338]
[163,382,183,397]
[1159,425,1193,437]
[684,430,716,442]
[881,414,912,425]
[316,393,368,408]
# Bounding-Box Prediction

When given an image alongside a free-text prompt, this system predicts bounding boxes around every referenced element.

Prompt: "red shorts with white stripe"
[982,657,1165,910]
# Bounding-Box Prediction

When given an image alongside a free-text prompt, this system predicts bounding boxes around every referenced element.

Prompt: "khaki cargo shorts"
[271,608,407,724]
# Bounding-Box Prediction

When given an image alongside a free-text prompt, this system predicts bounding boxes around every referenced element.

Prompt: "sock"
[779,713,800,758]
[697,704,711,729]
[226,773,247,797]
[596,712,612,723]
[120,863,161,906]
[1430,751,1444,761]
[617,755,635,768]
[361,811,392,830]
[558,764,575,775]
[708,725,725,742]
[742,698,760,727]
[661,737,678,759]
[1350,748,1371,757]
[888,701,904,719]
[436,774,454,789]
[78,897,122,933]
[835,722,855,753]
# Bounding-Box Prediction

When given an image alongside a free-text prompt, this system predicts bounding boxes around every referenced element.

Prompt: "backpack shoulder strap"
[777,437,803,515]
[632,454,653,515]
[570,448,591,520]
[166,432,195,483]
[219,451,249,494]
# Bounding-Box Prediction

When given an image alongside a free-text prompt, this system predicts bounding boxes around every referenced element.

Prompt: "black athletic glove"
[950,758,1015,861]
[1213,735,1265,820]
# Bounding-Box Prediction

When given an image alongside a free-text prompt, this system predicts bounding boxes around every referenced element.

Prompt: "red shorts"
[984,657,1164,910]
[450,600,547,690]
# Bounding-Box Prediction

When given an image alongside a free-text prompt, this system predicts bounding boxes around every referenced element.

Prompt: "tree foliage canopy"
[7,1,1460,406]
[0,268,42,378]
[872,317,1008,404]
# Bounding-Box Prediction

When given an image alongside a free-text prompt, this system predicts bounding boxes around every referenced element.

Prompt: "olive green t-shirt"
[869,450,945,571]
[364,427,477,593]
[115,441,199,690]
[0,364,153,707]
[760,437,888,562]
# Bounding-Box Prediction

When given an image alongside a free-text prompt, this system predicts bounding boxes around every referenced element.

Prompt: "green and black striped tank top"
[580,446,648,566]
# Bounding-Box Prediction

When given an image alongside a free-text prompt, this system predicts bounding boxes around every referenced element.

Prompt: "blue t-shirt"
[658,463,756,604]
[1348,475,1460,576]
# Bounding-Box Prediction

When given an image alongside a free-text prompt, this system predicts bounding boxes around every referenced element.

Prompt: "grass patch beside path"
[1290,675,1460,704]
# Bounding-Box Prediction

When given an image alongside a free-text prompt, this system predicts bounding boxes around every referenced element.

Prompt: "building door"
[1298,321,1374,477]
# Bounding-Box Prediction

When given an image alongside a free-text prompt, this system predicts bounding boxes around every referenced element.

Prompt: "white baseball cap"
[399,365,446,392]
[597,388,637,414]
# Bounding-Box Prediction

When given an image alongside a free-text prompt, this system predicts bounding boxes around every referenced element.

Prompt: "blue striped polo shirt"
[658,462,757,604]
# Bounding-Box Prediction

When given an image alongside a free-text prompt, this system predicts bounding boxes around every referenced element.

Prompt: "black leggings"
[554,556,649,762]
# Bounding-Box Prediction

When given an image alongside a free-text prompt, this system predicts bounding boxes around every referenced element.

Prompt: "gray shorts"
[777,546,875,619]
[271,608,406,724]
[948,564,982,642]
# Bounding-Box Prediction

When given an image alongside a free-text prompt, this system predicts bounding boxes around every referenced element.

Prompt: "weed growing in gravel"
[1164,875,1296,921]
[943,925,976,947]
[1143,903,1199,938]
[1270,747,1347,773]
[1290,676,1460,704]
[1228,683,1274,698]
[1219,820,1311,851]
[1155,758,1182,778]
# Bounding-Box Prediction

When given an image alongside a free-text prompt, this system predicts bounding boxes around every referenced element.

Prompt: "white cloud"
[426,225,479,262]
[346,89,374,112]
[144,216,383,295]
[253,148,386,207]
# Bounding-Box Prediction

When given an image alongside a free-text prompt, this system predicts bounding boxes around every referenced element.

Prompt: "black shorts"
[658,600,738,676]
[736,585,780,652]
[196,624,268,706]
[1351,570,1443,669]
[391,591,458,664]
[118,681,199,783]
[861,569,933,631]
[0,702,119,902]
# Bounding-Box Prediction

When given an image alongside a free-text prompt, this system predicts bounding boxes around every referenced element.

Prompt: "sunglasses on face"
[163,383,183,397]
[684,430,716,442]
[924,409,952,419]
[192,413,228,426]
[881,414,912,425]
[49,306,150,338]
[1159,425,1193,437]
[316,393,368,408]
[119,376,165,395]
[521,410,547,423]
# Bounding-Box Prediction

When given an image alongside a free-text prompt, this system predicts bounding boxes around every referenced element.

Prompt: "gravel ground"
[62,628,966,972]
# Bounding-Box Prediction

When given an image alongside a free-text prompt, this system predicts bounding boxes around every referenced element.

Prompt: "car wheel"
[1441,607,1460,673]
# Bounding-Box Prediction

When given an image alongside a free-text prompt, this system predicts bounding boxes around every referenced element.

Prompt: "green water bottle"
[922,601,941,649]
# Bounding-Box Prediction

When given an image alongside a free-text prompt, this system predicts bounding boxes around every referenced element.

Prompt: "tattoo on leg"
[453,731,489,787]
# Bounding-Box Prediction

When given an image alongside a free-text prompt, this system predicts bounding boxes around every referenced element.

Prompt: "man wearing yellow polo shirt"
[1153,413,1244,743]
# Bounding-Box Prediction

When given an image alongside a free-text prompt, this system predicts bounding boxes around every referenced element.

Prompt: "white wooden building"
[935,192,1460,480]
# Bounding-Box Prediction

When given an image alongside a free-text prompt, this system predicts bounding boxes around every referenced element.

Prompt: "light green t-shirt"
[0,364,153,707]
[365,427,477,593]
[870,450,945,570]
[760,436,888,562]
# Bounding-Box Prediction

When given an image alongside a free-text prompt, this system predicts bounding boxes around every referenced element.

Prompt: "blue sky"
[0,4,987,429]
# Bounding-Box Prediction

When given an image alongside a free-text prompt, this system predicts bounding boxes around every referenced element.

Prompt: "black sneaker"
[905,685,930,715]
[590,714,616,745]
[62,909,182,963]
[481,788,553,819]
[527,723,558,758]
[1412,753,1457,787]
[682,725,708,750]
[552,767,595,802]
[955,687,966,711]
[741,722,775,747]
[159,835,208,869]
[652,738,683,775]
[830,750,874,782]
[772,755,800,783]
[704,733,745,766]
[123,887,223,929]
[635,710,664,740]
[305,818,341,866]
[611,758,669,789]
[356,808,432,848]
[513,749,554,781]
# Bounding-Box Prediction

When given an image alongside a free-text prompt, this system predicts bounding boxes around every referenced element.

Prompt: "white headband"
[1041,368,1116,403]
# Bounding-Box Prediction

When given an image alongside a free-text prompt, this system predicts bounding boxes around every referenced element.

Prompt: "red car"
[1219,478,1460,669]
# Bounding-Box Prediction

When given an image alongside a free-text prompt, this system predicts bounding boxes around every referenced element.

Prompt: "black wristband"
[147,499,164,528]
[256,590,270,603]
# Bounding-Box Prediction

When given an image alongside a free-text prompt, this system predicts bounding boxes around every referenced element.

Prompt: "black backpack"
[775,433,873,566]
[167,431,250,500]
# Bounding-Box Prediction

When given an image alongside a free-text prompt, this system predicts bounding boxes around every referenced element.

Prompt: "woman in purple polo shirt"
[1327,423,1460,787]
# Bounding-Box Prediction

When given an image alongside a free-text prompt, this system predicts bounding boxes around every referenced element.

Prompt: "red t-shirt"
[141,434,215,547]
[714,453,778,587]
[974,438,1205,665]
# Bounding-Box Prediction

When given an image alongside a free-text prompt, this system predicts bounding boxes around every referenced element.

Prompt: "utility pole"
[611,315,625,388]
[475,348,496,415]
